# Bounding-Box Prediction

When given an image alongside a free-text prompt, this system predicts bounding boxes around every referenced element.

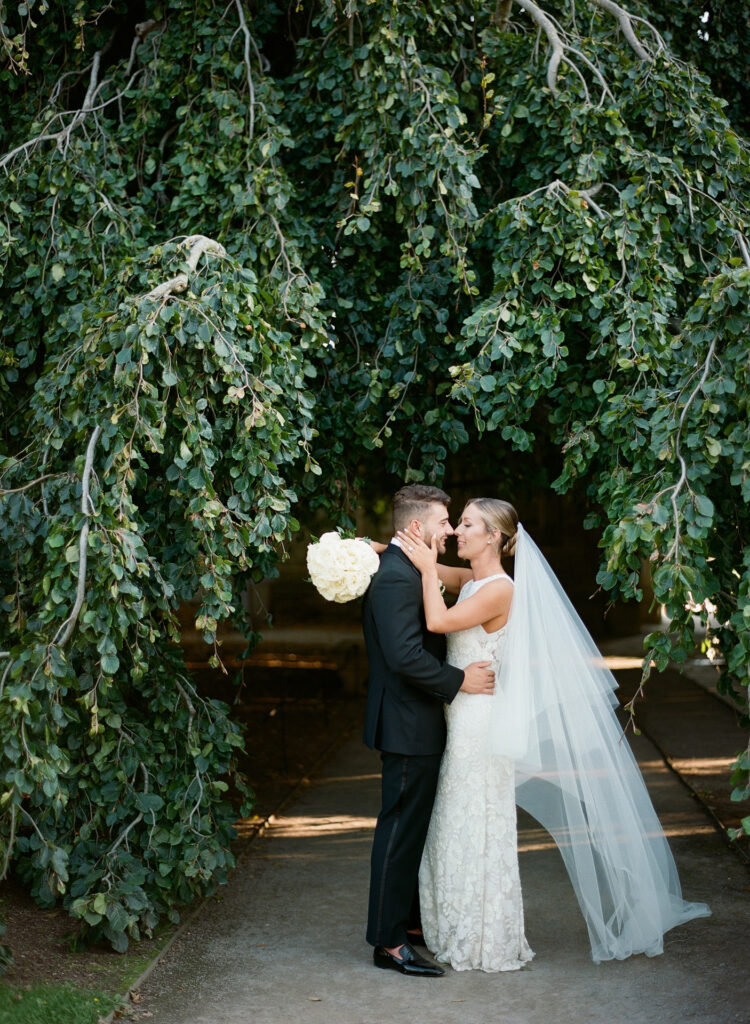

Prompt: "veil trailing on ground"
[491,524,710,963]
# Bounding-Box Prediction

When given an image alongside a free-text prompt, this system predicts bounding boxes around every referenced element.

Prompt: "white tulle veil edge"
[491,523,710,963]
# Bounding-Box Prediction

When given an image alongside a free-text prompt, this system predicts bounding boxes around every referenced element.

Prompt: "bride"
[397,497,710,971]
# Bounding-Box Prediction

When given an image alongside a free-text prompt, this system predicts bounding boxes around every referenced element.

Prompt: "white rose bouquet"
[307,531,380,603]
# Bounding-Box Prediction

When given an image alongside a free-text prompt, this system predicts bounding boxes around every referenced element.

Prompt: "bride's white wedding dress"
[420,526,710,969]
[419,574,534,972]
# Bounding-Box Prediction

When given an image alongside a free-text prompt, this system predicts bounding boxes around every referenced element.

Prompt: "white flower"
[307,533,380,603]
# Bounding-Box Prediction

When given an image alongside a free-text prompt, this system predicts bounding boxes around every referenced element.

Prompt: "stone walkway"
[133,687,750,1024]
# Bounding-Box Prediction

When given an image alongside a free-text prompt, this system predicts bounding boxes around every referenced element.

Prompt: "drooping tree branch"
[125,19,163,77]
[0,18,163,173]
[736,231,750,270]
[53,425,102,650]
[492,0,514,32]
[0,473,66,496]
[105,763,149,858]
[144,235,228,301]
[662,338,717,562]
[233,0,256,145]
[0,51,102,170]
[502,178,611,218]
[0,805,16,881]
[512,0,564,96]
[509,0,615,103]
[588,0,653,63]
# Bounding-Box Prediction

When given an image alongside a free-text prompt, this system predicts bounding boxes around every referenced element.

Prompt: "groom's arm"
[369,572,463,703]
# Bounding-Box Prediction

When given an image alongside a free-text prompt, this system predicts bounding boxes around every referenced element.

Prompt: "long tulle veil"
[491,524,710,963]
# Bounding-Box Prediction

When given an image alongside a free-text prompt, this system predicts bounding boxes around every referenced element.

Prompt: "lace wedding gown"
[419,574,534,972]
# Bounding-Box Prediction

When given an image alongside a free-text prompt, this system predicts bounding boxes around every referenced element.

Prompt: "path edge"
[99,715,362,1023]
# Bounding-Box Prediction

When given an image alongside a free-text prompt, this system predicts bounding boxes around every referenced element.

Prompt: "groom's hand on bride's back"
[460,661,495,694]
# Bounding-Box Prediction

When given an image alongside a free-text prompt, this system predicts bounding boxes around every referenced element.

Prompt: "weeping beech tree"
[0,0,748,949]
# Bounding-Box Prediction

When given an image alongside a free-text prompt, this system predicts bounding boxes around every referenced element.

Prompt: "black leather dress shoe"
[406,930,426,947]
[373,943,445,977]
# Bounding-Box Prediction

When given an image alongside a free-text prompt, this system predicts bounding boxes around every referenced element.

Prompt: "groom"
[362,484,495,977]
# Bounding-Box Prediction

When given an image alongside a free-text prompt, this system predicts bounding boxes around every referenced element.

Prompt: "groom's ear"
[409,518,424,537]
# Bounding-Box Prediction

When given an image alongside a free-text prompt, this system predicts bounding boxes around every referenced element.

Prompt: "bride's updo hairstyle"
[466,498,519,557]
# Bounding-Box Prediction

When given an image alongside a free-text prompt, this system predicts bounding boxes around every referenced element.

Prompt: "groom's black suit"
[363,544,464,949]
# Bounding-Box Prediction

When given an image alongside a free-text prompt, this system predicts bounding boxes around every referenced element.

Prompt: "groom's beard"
[424,533,448,555]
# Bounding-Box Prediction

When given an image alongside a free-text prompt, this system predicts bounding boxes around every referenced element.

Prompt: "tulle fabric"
[490,524,711,963]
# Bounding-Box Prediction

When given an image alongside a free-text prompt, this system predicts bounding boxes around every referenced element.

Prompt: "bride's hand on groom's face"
[397,529,438,573]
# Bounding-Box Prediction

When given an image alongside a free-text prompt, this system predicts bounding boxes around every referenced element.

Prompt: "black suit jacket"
[362,545,464,755]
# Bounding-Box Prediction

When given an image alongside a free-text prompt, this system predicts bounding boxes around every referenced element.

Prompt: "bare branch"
[233,0,256,145]
[1,17,162,174]
[125,19,164,77]
[512,0,614,103]
[588,0,653,62]
[580,187,606,219]
[187,769,205,828]
[175,676,196,737]
[40,445,51,518]
[0,473,66,497]
[665,338,717,561]
[513,0,564,95]
[499,178,610,220]
[0,51,101,170]
[106,763,149,857]
[560,53,591,104]
[1,804,17,881]
[492,0,514,30]
[19,807,48,845]
[54,425,102,649]
[0,655,11,700]
[736,232,750,271]
[144,235,227,301]
[565,45,615,102]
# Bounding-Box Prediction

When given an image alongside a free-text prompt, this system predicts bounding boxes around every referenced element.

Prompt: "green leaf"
[135,793,165,813]
[106,902,130,932]
[100,653,120,675]
[694,494,714,518]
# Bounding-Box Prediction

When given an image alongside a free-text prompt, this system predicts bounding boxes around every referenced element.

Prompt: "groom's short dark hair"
[392,484,451,531]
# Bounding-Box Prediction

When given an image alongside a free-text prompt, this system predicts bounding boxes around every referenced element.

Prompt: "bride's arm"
[360,538,387,554]
[432,563,472,596]
[397,532,512,633]
[360,536,470,594]
[422,568,512,634]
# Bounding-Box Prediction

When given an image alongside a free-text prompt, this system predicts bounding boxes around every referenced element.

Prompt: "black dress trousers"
[366,749,442,948]
[361,546,464,950]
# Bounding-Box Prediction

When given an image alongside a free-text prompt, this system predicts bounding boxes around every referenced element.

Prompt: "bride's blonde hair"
[465,497,518,557]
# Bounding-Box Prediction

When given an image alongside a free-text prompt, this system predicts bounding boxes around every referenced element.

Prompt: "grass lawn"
[0,983,120,1024]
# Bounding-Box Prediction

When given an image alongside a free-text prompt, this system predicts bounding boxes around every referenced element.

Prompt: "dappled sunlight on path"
[134,725,749,1024]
